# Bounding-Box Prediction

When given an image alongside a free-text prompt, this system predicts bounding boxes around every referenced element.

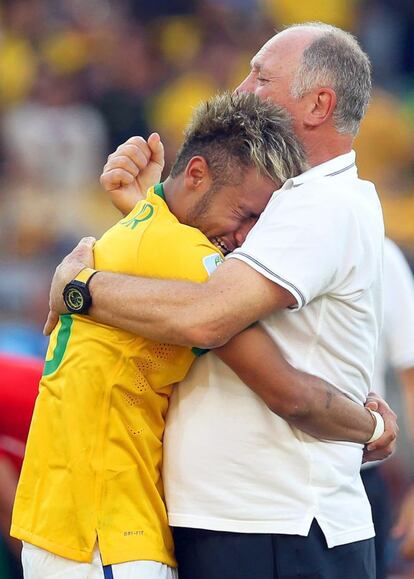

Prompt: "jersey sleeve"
[228,182,378,310]
[383,239,414,370]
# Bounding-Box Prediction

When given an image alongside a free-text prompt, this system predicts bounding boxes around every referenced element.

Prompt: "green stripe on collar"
[192,347,209,357]
[154,183,166,200]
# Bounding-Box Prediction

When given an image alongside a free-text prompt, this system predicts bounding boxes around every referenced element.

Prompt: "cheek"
[219,216,244,235]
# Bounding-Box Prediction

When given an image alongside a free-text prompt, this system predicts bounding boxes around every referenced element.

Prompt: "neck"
[301,128,354,168]
[161,176,188,223]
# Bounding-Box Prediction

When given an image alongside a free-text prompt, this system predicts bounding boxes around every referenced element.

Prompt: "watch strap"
[73,267,98,286]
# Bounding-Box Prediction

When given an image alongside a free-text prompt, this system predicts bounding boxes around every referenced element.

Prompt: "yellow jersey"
[11,184,223,566]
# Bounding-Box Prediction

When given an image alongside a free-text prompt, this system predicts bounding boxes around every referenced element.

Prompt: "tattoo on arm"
[325,389,333,409]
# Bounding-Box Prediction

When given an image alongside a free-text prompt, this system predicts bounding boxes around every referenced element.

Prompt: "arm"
[392,367,414,559]
[216,323,378,443]
[45,244,295,347]
[0,456,21,559]
[45,132,293,341]
[100,133,165,215]
[400,367,414,442]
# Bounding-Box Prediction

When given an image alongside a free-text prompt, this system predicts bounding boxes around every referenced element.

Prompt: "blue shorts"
[173,520,375,579]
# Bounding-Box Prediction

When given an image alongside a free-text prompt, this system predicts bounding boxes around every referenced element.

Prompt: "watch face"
[65,288,84,311]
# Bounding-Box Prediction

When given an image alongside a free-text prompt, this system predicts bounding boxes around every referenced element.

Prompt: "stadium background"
[0,0,414,577]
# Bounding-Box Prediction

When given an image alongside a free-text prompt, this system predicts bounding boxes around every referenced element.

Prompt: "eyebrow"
[250,59,272,77]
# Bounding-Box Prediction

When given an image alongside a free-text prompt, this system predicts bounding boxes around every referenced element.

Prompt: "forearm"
[281,371,375,442]
[400,367,414,443]
[216,325,375,443]
[0,458,21,558]
[88,259,291,348]
[88,272,230,347]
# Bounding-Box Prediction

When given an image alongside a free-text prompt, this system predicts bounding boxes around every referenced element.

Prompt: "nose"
[234,218,257,247]
[234,75,253,94]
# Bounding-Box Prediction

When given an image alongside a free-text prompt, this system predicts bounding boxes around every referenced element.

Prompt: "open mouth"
[211,237,231,255]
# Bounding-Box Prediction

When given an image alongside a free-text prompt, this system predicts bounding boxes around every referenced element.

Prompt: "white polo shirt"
[163,151,384,548]
[363,238,414,471]
[373,238,414,396]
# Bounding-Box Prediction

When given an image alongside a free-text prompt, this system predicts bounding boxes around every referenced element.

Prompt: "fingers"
[364,431,397,459]
[43,310,59,336]
[69,237,96,267]
[362,443,395,462]
[364,391,398,454]
[100,134,165,194]
[363,398,398,460]
[366,415,398,453]
[76,236,96,248]
[366,431,396,454]
[147,132,165,170]
[101,137,153,192]
[365,391,382,411]
[48,237,96,318]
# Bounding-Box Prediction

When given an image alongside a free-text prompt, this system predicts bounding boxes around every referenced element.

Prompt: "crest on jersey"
[121,203,154,230]
[203,253,224,276]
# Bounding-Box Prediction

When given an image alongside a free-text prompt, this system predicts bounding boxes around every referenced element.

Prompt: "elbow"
[181,320,233,350]
[267,393,312,422]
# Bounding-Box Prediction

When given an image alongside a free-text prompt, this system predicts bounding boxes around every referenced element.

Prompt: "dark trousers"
[173,519,375,579]
[0,533,23,579]
[361,466,392,579]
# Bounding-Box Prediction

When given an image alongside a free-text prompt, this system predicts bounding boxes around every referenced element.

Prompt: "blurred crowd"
[1,1,414,576]
[0,0,414,346]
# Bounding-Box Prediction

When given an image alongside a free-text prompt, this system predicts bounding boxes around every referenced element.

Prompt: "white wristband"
[366,409,385,444]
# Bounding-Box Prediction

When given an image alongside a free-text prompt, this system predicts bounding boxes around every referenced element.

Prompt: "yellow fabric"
[261,0,358,29]
[0,35,37,106]
[11,187,222,566]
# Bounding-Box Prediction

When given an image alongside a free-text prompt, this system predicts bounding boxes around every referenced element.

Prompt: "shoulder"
[384,238,413,281]
[261,176,379,227]
[140,219,223,283]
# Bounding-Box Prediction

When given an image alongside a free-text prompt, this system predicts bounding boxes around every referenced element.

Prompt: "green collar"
[154,183,166,200]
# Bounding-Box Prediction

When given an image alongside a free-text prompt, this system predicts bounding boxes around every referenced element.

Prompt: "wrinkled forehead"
[252,29,318,72]
[251,35,279,68]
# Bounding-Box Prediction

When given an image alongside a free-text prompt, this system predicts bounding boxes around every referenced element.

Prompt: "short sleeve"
[383,240,414,370]
[229,183,361,309]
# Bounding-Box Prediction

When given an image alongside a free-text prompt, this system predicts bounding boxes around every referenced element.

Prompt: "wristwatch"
[62,267,98,315]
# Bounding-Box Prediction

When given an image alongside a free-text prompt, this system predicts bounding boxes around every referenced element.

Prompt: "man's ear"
[184,156,212,190]
[303,88,337,128]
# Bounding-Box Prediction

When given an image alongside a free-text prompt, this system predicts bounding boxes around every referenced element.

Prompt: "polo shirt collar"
[287,150,357,189]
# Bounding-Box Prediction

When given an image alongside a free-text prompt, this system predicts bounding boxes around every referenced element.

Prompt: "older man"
[46,23,394,579]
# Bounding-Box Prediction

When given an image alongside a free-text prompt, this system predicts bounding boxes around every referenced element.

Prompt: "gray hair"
[289,22,372,136]
[171,91,307,186]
